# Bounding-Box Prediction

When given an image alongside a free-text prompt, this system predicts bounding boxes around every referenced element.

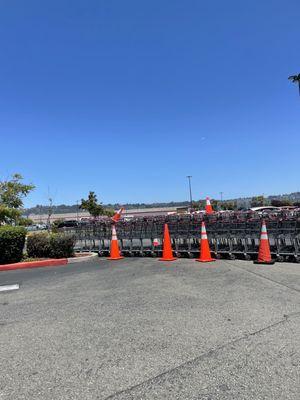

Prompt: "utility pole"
[187,176,193,209]
[76,200,79,221]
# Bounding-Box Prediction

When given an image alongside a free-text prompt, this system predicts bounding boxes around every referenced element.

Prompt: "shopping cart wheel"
[229,254,236,260]
[244,254,251,261]
[276,255,284,262]
[187,252,193,259]
[294,256,300,263]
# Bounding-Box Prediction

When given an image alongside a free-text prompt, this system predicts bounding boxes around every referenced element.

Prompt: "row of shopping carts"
[61,212,300,262]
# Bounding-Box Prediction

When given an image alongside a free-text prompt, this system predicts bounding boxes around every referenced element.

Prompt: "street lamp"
[219,192,224,211]
[76,200,79,221]
[187,176,193,209]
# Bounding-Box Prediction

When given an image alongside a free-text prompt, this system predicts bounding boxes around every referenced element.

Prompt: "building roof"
[28,207,180,222]
[250,206,279,212]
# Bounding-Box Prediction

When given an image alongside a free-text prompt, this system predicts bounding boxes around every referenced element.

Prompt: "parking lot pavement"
[0,258,299,400]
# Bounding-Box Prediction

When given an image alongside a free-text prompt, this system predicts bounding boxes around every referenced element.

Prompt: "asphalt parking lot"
[0,258,299,400]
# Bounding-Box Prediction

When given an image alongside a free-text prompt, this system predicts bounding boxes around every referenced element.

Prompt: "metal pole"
[76,200,79,221]
[187,176,193,209]
[219,192,223,211]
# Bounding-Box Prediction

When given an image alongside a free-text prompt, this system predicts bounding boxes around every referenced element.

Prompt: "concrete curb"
[0,252,98,272]
[67,252,98,264]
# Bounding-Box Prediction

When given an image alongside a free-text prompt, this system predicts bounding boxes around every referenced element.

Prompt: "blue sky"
[1,1,299,207]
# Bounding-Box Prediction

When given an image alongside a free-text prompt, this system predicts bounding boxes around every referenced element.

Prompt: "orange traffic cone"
[205,197,213,215]
[196,222,215,263]
[111,207,124,223]
[254,220,275,265]
[159,223,176,261]
[107,224,124,260]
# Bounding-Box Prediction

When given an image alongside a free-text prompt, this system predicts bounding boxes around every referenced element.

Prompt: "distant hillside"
[24,192,300,215]
[24,201,191,215]
[268,192,300,201]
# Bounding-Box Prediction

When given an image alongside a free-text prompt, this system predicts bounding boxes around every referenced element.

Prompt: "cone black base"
[253,260,275,265]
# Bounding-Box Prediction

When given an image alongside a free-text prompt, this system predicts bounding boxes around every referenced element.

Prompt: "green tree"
[103,208,115,217]
[220,201,236,210]
[80,192,105,217]
[211,199,219,210]
[0,174,35,224]
[17,217,33,226]
[250,196,266,208]
[0,205,20,223]
[271,199,292,207]
[191,200,206,211]
[288,73,300,95]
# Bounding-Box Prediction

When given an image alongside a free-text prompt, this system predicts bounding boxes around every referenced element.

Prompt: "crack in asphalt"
[223,260,300,294]
[103,311,300,400]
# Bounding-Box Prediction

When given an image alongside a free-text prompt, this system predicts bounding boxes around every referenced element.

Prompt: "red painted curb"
[0,259,68,271]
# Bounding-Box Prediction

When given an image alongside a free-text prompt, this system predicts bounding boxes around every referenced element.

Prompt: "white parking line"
[0,284,20,292]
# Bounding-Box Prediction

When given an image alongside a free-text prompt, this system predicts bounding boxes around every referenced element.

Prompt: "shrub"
[26,232,75,259]
[51,219,64,233]
[0,226,26,264]
[17,217,34,226]
[49,233,75,258]
[26,232,51,258]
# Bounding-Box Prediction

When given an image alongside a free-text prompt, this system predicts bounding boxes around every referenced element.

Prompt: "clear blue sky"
[1,1,299,207]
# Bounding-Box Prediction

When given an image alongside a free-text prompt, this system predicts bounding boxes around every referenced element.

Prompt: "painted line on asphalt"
[0,284,20,292]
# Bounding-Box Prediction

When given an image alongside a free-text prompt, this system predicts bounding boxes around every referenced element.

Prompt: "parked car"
[37,223,48,230]
[79,218,90,225]
[26,225,38,232]
[57,220,78,228]
[26,223,48,231]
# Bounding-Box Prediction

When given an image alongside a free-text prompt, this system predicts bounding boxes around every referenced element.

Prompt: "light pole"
[219,192,223,211]
[187,176,193,209]
[39,205,42,224]
[76,200,79,221]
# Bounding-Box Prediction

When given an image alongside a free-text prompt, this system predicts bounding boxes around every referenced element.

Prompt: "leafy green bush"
[51,219,64,233]
[26,232,51,258]
[26,232,75,259]
[17,217,34,226]
[0,226,26,264]
[49,234,75,258]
